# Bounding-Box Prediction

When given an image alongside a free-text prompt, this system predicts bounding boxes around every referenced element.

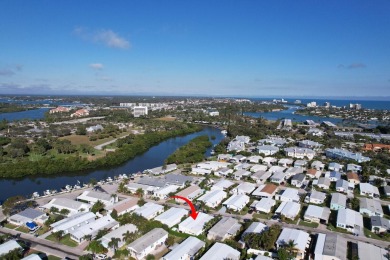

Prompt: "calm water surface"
[0,126,223,201]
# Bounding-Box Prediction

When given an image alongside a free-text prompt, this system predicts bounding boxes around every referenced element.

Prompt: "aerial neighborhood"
[0,96,389,260]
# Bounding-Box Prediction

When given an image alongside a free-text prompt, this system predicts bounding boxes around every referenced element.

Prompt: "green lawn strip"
[298,220,319,228]
[363,228,390,242]
[46,233,78,247]
[15,226,30,233]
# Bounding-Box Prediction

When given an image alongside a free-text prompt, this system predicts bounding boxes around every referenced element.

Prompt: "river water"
[0,126,224,201]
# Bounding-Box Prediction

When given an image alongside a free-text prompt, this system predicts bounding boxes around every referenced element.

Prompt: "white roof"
[70,215,118,240]
[154,185,180,196]
[277,228,310,251]
[314,233,347,260]
[197,190,226,205]
[331,193,347,208]
[233,182,256,194]
[0,240,22,256]
[43,198,91,211]
[360,183,380,195]
[100,224,138,248]
[22,254,42,260]
[251,164,268,172]
[337,208,363,227]
[253,198,276,211]
[305,205,330,220]
[133,202,164,219]
[310,190,327,201]
[77,190,112,204]
[51,212,96,231]
[243,222,267,235]
[154,207,188,228]
[280,188,300,199]
[211,179,234,190]
[178,212,213,235]
[358,241,387,260]
[276,201,301,219]
[223,194,249,208]
[199,242,240,260]
[163,236,205,260]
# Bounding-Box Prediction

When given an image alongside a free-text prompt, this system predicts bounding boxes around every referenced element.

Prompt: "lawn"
[15,226,30,233]
[363,228,390,242]
[61,132,130,146]
[4,223,18,229]
[46,233,78,247]
[327,224,350,234]
[36,225,50,236]
[299,220,319,228]
[253,213,271,220]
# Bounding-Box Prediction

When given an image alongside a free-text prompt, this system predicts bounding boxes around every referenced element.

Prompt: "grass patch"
[253,213,271,220]
[363,228,390,242]
[36,225,50,235]
[15,226,30,233]
[327,224,351,234]
[299,220,319,228]
[4,223,18,229]
[46,233,78,247]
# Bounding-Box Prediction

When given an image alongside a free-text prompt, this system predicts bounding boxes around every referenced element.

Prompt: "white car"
[95,254,107,260]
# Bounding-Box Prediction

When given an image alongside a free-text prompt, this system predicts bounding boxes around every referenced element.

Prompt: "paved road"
[94,133,130,150]
[0,228,84,259]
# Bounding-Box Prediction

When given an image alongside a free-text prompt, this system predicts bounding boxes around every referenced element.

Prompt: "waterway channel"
[0,126,224,201]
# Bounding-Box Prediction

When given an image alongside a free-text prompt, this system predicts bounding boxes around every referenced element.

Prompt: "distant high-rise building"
[307,101,317,108]
[133,106,148,117]
[349,103,362,110]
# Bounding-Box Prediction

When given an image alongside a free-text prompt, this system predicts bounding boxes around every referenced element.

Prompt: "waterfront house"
[41,198,91,216]
[77,190,116,206]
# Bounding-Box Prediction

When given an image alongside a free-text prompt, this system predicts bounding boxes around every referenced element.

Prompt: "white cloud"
[89,63,104,70]
[74,27,130,49]
[94,30,130,49]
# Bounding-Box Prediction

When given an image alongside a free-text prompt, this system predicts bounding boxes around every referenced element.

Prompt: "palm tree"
[83,234,92,241]
[135,188,144,198]
[122,230,138,243]
[373,227,380,234]
[111,193,118,203]
[108,237,121,252]
[53,230,64,242]
[284,239,298,259]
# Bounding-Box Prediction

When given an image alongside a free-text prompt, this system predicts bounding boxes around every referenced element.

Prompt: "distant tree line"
[0,123,202,178]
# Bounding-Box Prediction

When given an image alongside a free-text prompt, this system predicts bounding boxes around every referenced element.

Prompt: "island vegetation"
[166,135,212,164]
[0,103,36,114]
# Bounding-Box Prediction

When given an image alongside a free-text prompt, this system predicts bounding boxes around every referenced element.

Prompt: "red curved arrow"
[171,195,199,220]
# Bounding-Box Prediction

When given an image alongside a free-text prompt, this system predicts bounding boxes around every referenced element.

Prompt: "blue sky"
[0,1,389,98]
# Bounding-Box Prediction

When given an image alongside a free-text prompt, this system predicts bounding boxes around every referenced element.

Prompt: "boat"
[43,190,51,196]
[31,192,40,199]
[210,150,215,155]
[65,185,72,191]
[74,184,81,189]
[106,177,113,182]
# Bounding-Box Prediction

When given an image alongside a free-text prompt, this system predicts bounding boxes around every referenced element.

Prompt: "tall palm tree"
[122,230,138,243]
[108,237,121,252]
[284,239,298,259]
[83,234,92,241]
